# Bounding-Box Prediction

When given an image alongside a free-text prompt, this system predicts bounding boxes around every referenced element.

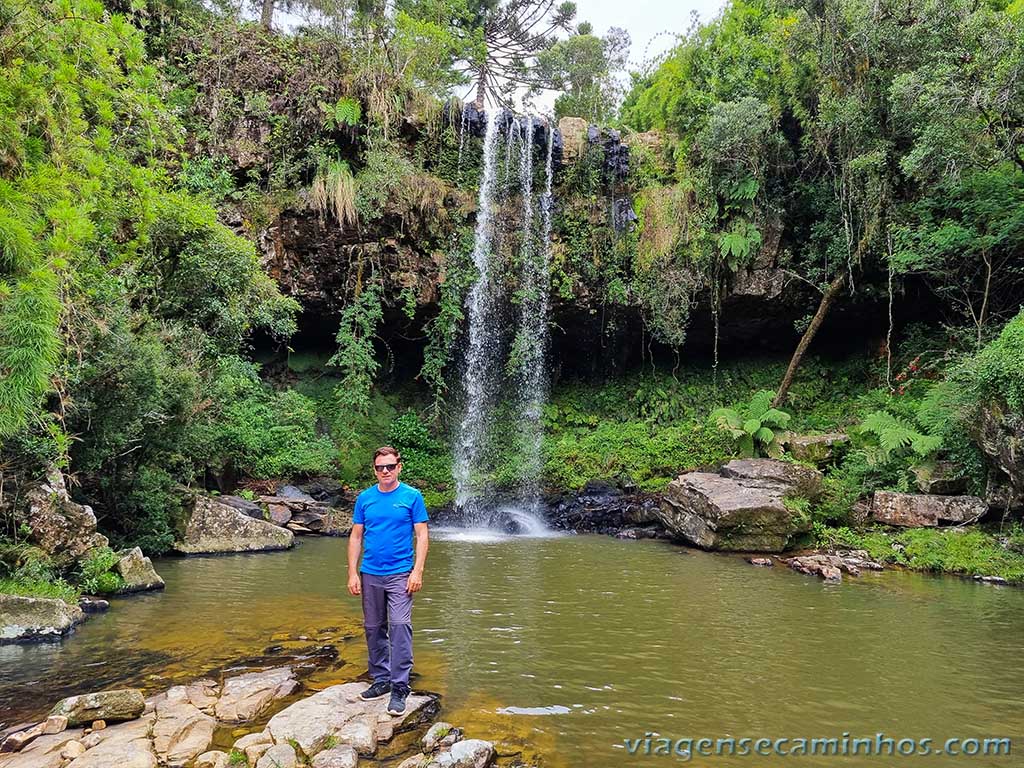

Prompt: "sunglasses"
[374,462,399,472]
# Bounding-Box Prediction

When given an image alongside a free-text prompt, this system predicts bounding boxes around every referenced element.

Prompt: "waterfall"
[451,111,557,532]
[453,110,502,514]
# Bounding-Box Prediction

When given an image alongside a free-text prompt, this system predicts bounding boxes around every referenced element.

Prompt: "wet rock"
[311,745,358,768]
[20,466,109,566]
[193,751,230,768]
[547,483,663,536]
[974,575,1009,584]
[658,460,822,552]
[174,496,294,554]
[115,547,165,593]
[50,689,145,727]
[912,461,969,495]
[215,667,298,723]
[256,743,298,768]
[424,722,457,752]
[747,557,773,567]
[152,689,216,767]
[871,491,987,527]
[265,682,432,757]
[431,739,495,768]
[78,597,109,614]
[784,551,883,582]
[783,433,850,465]
[0,595,86,644]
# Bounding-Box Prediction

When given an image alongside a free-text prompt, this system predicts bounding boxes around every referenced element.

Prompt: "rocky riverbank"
[1,661,506,768]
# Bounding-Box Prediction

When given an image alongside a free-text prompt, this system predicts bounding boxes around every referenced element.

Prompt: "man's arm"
[347,523,364,595]
[406,522,429,593]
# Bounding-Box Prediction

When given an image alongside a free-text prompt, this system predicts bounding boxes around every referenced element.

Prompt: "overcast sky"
[575,0,727,71]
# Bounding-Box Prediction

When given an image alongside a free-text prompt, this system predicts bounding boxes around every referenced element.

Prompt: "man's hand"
[406,569,423,594]
[347,573,362,596]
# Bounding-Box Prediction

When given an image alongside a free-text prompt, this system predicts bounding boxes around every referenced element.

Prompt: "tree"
[534,23,629,122]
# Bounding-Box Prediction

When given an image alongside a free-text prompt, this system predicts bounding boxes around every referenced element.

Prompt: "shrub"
[710,390,791,458]
[76,547,126,595]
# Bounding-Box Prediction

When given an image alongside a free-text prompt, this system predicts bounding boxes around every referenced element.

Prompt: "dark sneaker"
[360,680,391,700]
[387,683,410,715]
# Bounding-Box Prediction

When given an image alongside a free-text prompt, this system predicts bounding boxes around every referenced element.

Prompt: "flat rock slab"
[65,714,157,768]
[215,667,298,723]
[0,595,86,644]
[174,496,294,554]
[658,459,822,552]
[0,729,86,768]
[266,682,431,758]
[152,690,216,767]
[871,491,987,527]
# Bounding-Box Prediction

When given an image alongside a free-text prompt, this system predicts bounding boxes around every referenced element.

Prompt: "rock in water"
[214,668,298,723]
[49,689,145,727]
[115,547,165,593]
[0,595,86,645]
[431,739,495,768]
[871,491,987,527]
[174,496,294,554]
[657,459,822,552]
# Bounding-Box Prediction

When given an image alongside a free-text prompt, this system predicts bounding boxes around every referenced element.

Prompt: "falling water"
[453,110,503,513]
[513,123,554,515]
[453,112,556,533]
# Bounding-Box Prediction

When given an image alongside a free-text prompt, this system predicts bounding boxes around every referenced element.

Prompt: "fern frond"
[747,389,774,418]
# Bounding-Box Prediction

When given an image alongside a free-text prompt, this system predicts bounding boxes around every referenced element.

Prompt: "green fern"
[711,389,791,458]
[320,97,362,129]
[859,410,942,460]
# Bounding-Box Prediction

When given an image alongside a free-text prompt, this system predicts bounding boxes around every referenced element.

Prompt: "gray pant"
[361,572,414,687]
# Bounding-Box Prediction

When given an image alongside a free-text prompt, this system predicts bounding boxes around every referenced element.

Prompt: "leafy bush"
[0,543,78,602]
[711,390,791,458]
[76,547,126,595]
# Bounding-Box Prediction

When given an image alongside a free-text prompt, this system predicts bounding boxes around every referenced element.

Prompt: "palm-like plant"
[711,389,792,458]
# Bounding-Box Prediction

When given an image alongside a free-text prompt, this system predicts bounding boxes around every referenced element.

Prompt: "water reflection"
[2,536,1023,767]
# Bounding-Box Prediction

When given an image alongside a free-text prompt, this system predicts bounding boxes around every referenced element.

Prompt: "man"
[347,446,429,716]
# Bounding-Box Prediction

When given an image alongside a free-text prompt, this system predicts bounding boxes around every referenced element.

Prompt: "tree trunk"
[773,273,846,408]
[261,0,274,30]
[473,63,487,110]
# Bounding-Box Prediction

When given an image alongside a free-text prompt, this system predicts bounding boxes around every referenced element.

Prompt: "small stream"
[2,533,1023,766]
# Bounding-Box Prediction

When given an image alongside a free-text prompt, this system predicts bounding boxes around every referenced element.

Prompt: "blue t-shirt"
[352,482,429,575]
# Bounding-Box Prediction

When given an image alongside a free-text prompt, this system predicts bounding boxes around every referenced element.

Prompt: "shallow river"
[2,531,1023,766]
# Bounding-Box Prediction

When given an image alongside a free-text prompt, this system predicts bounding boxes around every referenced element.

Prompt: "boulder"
[174,496,294,554]
[975,402,1024,511]
[268,504,292,525]
[256,743,298,768]
[20,467,108,566]
[319,508,354,536]
[311,745,358,768]
[423,722,457,752]
[276,485,316,502]
[557,116,589,161]
[152,689,216,767]
[431,739,495,768]
[871,491,987,527]
[657,459,822,552]
[783,433,850,465]
[784,551,884,582]
[233,732,274,765]
[265,682,432,758]
[912,461,969,495]
[214,668,298,723]
[50,689,145,727]
[0,595,86,644]
[114,548,165,593]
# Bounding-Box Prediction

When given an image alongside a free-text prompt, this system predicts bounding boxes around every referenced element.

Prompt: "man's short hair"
[373,446,401,462]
